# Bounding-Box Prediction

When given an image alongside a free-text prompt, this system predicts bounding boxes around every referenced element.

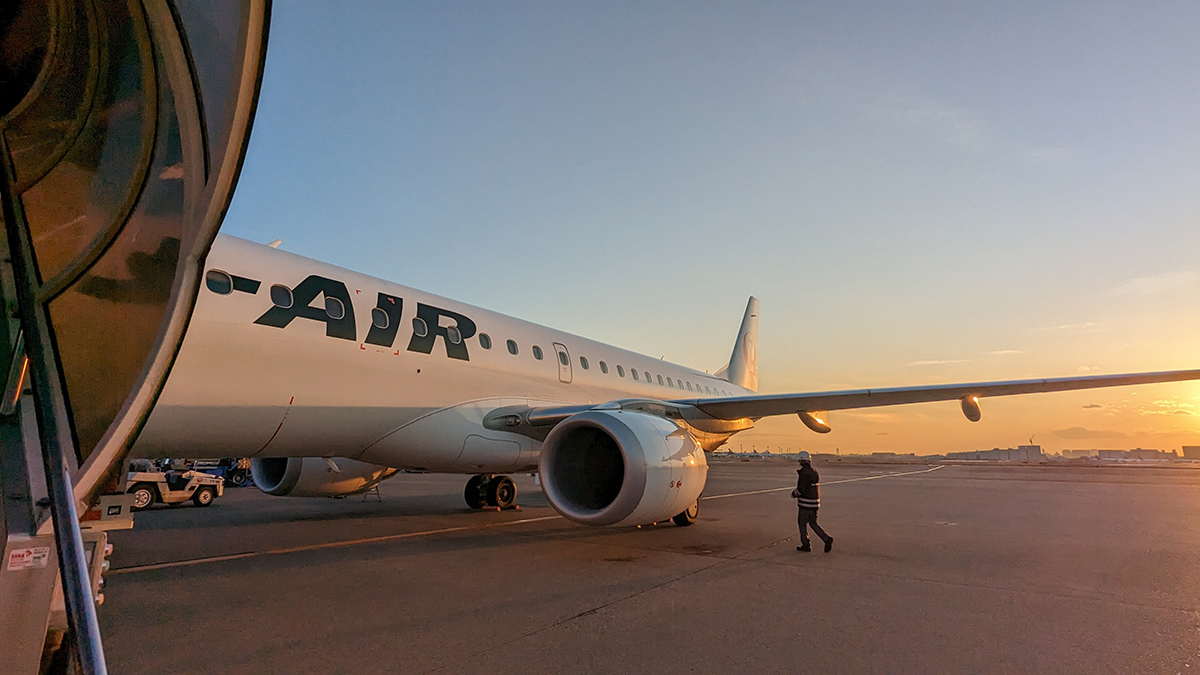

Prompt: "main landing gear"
[671,500,699,527]
[465,474,517,510]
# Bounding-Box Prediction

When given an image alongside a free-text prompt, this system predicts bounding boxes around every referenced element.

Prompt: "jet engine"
[251,457,398,498]
[539,410,708,526]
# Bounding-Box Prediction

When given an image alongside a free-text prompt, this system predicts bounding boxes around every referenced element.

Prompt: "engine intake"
[251,457,397,497]
[539,410,707,526]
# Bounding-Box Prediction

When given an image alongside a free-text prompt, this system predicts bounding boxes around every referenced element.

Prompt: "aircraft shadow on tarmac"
[128,488,555,531]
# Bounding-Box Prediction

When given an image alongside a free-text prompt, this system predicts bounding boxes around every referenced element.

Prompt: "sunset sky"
[223,2,1200,456]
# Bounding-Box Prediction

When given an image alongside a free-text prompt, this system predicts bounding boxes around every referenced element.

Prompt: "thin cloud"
[1033,322,1103,333]
[1054,426,1131,440]
[985,350,1025,355]
[1082,404,1102,409]
[1110,270,1199,297]
[860,89,992,152]
[1078,365,1099,372]
[1138,399,1196,416]
[1025,147,1071,161]
[906,359,970,367]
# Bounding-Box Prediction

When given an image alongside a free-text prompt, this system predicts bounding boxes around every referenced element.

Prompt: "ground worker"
[792,451,833,552]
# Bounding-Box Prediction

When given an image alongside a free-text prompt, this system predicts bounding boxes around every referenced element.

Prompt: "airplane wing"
[684,368,1200,421]
[491,368,1200,434]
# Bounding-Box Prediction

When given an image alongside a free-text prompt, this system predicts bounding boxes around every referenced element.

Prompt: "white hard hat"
[797,451,811,462]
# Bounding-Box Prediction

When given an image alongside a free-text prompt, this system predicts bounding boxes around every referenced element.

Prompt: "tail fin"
[724,296,759,392]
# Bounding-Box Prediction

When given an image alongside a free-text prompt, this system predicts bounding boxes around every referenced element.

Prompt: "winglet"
[725,296,759,392]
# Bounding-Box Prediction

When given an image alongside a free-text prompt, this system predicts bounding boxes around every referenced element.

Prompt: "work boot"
[796,545,811,552]
[824,537,833,553]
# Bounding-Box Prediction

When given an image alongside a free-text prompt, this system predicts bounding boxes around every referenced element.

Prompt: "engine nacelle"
[539,410,708,526]
[251,457,398,498]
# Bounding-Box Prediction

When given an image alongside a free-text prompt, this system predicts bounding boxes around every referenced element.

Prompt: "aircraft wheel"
[671,500,699,527]
[130,484,156,511]
[192,486,216,507]
[487,476,517,508]
[464,475,487,509]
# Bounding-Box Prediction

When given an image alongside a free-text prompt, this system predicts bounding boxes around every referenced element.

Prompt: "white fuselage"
[134,235,752,473]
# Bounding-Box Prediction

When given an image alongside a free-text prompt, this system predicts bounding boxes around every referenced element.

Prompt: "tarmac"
[99,459,1200,674]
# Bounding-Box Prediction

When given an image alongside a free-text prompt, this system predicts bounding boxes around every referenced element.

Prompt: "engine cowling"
[251,457,398,497]
[539,410,708,526]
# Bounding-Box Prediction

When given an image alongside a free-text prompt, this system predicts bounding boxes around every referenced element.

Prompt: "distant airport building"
[1183,446,1200,460]
[1066,448,1178,461]
[1097,448,1177,461]
[946,445,1043,462]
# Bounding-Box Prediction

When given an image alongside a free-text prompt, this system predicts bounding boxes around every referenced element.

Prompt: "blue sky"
[225,2,1200,454]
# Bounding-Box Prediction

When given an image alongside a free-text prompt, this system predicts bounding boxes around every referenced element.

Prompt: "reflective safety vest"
[796,465,821,509]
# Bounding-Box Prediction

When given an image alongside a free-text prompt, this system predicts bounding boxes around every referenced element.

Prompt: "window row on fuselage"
[472,330,733,398]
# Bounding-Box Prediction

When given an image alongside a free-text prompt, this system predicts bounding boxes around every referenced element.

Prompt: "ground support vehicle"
[191,458,253,487]
[126,468,224,511]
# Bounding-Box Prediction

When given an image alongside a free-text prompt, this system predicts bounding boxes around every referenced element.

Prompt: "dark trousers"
[798,507,831,547]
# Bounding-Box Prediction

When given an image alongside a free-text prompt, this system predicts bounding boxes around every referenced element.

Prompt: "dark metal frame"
[0,133,107,675]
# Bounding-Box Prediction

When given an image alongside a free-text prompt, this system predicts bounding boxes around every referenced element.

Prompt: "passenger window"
[686,382,693,392]
[507,339,519,355]
[479,333,492,349]
[580,356,589,370]
[599,361,608,374]
[704,385,711,395]
[667,377,673,388]
[446,326,462,344]
[616,365,624,377]
[324,297,345,320]
[532,345,543,360]
[631,369,639,381]
[269,284,292,308]
[558,351,569,366]
[206,270,233,295]
[412,317,429,338]
[657,375,664,386]
[371,308,389,330]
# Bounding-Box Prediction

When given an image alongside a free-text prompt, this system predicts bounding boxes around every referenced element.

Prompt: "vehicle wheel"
[192,486,216,507]
[129,484,156,511]
[672,500,699,527]
[464,475,487,509]
[487,476,517,509]
[229,469,247,486]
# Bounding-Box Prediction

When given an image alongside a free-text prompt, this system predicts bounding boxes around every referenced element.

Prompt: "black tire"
[464,475,486,509]
[672,500,699,527]
[129,484,156,511]
[192,486,216,507]
[487,476,517,509]
[230,469,249,486]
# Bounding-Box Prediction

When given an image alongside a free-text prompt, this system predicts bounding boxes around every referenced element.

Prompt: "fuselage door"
[553,342,572,384]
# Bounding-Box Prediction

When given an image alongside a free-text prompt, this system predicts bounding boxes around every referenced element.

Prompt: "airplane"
[131,234,1200,528]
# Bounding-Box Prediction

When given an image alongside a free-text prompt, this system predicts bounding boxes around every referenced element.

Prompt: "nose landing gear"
[464,474,517,510]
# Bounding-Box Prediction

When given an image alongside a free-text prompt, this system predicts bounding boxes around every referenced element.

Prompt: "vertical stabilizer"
[725,297,759,392]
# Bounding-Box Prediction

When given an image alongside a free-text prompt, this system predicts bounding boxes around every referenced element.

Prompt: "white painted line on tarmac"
[703,464,946,500]
[110,515,563,575]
